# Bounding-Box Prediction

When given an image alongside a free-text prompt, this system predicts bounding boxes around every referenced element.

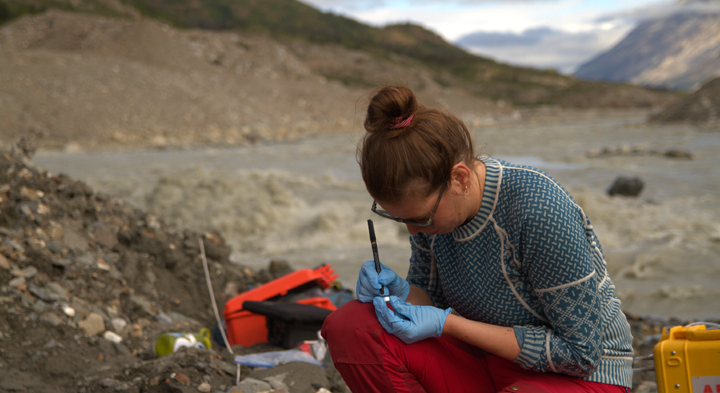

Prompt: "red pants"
[321,300,630,393]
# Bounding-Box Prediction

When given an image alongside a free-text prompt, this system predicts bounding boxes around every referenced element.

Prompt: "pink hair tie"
[388,114,414,129]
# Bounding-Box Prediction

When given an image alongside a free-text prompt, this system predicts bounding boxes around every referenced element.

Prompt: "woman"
[321,86,634,393]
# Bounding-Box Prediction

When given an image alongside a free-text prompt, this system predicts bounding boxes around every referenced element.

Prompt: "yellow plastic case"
[654,325,720,393]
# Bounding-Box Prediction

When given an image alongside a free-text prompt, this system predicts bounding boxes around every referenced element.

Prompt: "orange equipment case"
[223,264,338,347]
[654,324,720,393]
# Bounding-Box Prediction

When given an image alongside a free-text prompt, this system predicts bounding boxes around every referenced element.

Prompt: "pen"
[367,219,390,301]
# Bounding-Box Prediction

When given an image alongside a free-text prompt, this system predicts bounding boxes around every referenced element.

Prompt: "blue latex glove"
[373,296,451,344]
[356,260,410,303]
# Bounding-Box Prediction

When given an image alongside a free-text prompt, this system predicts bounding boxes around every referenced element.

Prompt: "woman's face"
[376,186,466,236]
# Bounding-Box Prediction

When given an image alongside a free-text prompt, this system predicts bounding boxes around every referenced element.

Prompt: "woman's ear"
[450,163,472,193]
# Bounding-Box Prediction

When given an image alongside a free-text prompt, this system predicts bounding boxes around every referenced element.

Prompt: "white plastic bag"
[233,349,322,368]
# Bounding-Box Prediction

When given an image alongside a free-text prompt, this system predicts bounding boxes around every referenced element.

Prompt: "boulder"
[608,176,644,197]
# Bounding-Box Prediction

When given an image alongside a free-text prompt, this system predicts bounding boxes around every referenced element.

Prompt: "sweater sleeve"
[406,234,449,309]
[511,184,605,378]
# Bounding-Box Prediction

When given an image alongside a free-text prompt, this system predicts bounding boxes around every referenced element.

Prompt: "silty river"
[34,110,720,320]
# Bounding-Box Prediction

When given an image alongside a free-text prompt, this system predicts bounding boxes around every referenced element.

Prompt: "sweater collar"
[453,156,502,241]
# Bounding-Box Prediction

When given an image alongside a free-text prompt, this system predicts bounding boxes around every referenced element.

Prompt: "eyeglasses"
[371,180,448,228]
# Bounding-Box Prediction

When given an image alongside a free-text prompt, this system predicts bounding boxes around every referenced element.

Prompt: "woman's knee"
[322,300,382,342]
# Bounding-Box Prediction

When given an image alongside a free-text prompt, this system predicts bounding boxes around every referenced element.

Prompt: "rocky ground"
[0,142,351,393]
[2,139,718,393]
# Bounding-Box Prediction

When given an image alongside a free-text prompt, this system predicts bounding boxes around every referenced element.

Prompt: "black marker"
[367,219,389,300]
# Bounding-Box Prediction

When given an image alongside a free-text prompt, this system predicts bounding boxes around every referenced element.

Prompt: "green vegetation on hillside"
[118,0,581,102]
[0,0,126,24]
[122,0,483,67]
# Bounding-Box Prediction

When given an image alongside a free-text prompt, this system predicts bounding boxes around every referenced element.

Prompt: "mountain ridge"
[574,11,720,91]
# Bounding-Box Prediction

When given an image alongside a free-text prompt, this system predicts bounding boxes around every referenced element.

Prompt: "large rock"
[607,176,644,197]
[78,313,106,337]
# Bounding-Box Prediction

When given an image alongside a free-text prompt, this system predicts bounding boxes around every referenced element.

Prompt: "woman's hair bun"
[358,85,476,203]
[364,86,419,134]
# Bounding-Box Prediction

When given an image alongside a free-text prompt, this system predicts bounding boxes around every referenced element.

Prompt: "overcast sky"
[299,0,719,74]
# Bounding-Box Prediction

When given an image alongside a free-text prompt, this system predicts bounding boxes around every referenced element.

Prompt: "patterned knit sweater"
[406,157,634,388]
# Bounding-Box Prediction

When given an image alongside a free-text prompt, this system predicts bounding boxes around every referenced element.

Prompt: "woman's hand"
[373,296,451,344]
[356,261,410,303]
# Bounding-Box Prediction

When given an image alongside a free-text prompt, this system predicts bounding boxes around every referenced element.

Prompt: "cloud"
[299,0,384,12]
[303,0,558,7]
[346,1,607,40]
[300,0,566,18]
[455,26,630,73]
[456,27,563,47]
